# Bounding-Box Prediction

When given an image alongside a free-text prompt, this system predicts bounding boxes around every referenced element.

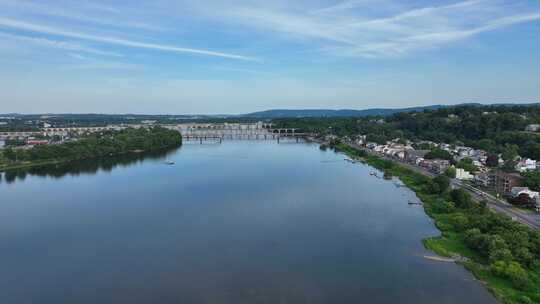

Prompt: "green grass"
[335,143,540,304]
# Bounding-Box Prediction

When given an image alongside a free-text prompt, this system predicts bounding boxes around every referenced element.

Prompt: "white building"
[515,158,537,172]
[525,124,540,132]
[511,187,540,199]
[455,168,474,180]
[0,139,5,149]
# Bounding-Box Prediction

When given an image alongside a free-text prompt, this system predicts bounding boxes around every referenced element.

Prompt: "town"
[346,133,540,214]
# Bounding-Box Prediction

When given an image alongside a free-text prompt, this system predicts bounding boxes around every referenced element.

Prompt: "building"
[525,124,540,132]
[455,168,473,180]
[492,171,524,196]
[431,160,451,174]
[510,187,539,200]
[474,172,490,187]
[26,139,48,146]
[0,139,4,149]
[405,150,430,165]
[515,158,537,172]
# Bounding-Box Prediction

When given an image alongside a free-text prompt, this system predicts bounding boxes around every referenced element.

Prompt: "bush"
[490,260,531,290]
[448,213,469,231]
[489,248,513,263]
[433,200,456,214]
[449,189,474,209]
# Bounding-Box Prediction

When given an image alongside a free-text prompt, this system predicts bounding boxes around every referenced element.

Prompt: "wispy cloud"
[0,0,165,31]
[221,0,540,58]
[0,31,123,57]
[0,17,259,61]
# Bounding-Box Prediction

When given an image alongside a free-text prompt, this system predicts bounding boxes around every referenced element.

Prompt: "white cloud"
[0,0,165,31]
[218,0,540,58]
[0,17,259,61]
[0,31,123,57]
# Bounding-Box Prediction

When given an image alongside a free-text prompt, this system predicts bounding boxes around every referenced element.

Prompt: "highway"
[345,142,540,230]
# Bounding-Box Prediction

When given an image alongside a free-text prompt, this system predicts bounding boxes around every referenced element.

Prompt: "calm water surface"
[0,141,496,304]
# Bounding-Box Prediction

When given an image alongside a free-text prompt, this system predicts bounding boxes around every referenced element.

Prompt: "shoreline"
[0,145,181,173]
[330,141,539,304]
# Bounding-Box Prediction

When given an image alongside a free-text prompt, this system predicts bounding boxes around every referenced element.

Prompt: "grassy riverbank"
[333,142,540,304]
[0,127,182,172]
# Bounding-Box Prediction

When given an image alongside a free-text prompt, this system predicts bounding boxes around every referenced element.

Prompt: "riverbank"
[0,147,176,172]
[332,142,540,304]
[0,127,182,172]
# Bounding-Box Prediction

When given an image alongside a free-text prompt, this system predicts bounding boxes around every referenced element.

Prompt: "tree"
[486,154,499,168]
[2,148,17,161]
[490,261,530,290]
[465,228,485,249]
[433,200,456,214]
[448,213,469,231]
[432,174,450,194]
[425,148,453,160]
[501,144,520,162]
[450,189,473,209]
[489,248,513,263]
[522,171,540,192]
[445,167,456,178]
[505,262,530,290]
[456,158,477,172]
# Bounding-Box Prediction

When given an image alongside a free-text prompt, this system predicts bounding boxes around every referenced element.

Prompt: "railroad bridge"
[166,123,311,143]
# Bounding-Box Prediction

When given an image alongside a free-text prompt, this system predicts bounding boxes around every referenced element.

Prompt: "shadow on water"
[0,147,180,185]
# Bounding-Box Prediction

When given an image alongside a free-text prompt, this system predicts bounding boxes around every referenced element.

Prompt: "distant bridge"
[170,123,313,143]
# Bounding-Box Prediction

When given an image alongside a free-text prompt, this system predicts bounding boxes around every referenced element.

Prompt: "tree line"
[1,127,182,163]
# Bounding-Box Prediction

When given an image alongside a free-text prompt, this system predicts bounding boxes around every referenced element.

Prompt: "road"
[344,142,540,230]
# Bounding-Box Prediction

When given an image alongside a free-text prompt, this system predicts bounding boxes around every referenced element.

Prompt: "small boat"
[164,160,175,165]
[370,171,376,176]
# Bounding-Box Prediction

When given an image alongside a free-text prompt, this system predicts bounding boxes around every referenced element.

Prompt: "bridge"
[0,122,314,143]
[168,123,313,143]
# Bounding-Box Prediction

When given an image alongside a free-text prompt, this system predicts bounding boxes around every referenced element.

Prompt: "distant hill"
[241,103,540,118]
[241,105,449,118]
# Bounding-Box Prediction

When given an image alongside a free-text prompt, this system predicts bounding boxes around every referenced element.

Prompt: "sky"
[0,0,539,114]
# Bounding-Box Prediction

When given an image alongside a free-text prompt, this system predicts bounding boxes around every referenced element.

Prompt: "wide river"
[0,141,497,304]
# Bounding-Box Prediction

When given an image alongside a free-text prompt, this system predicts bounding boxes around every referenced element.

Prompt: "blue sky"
[0,0,539,114]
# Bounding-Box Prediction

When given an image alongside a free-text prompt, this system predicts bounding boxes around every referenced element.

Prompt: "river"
[0,140,496,304]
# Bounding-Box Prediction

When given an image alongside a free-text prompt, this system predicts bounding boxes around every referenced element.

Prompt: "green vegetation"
[457,158,478,172]
[445,166,457,178]
[274,104,540,160]
[523,171,540,192]
[333,142,540,304]
[425,148,453,161]
[0,127,182,171]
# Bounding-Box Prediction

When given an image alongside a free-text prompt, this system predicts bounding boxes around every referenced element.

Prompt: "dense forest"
[0,127,182,164]
[273,105,540,160]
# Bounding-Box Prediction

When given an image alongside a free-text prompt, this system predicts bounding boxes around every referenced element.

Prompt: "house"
[515,158,537,172]
[26,139,48,146]
[510,187,540,207]
[525,124,540,132]
[0,139,4,149]
[405,150,430,164]
[418,159,450,174]
[474,172,490,187]
[456,168,474,180]
[510,187,539,200]
[366,142,378,149]
[431,159,451,174]
[356,135,367,145]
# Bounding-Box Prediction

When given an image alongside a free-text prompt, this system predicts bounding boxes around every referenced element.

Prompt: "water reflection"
[0,148,179,184]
